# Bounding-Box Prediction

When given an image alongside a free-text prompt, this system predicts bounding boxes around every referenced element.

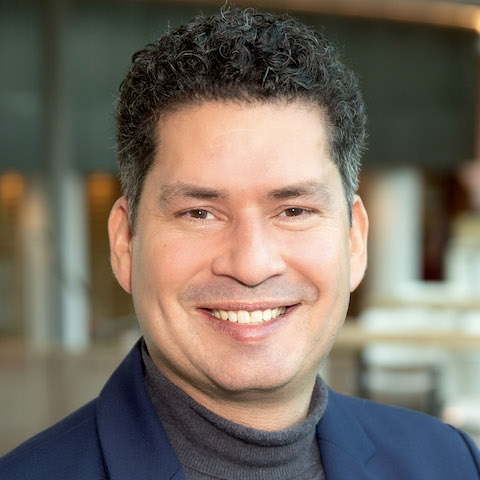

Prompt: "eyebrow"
[158,180,333,205]
[268,181,333,204]
[159,182,228,204]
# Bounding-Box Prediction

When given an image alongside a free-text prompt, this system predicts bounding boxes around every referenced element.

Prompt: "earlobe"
[108,196,133,294]
[349,195,369,292]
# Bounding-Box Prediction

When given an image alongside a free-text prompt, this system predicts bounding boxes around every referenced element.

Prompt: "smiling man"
[1,7,479,480]
[110,101,366,434]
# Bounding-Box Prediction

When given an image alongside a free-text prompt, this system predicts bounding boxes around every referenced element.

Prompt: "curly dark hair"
[116,7,366,229]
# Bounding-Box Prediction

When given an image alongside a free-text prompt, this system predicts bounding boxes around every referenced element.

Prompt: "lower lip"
[198,305,299,343]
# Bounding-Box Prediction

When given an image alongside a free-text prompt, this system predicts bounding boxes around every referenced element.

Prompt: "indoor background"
[1,0,480,454]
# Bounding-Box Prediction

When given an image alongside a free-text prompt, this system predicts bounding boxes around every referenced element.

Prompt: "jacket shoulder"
[0,399,106,480]
[332,391,480,478]
[334,391,467,437]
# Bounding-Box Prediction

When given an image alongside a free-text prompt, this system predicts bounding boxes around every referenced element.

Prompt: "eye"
[282,208,308,217]
[184,209,214,220]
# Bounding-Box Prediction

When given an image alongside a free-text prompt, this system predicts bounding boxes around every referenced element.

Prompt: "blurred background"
[1,0,480,454]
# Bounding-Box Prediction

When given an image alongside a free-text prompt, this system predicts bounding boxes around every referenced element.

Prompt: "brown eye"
[187,209,211,219]
[284,208,305,217]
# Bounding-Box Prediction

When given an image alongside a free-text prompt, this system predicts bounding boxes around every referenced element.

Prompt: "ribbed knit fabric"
[142,342,327,480]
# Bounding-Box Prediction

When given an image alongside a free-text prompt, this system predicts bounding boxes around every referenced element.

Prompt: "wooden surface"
[336,323,480,350]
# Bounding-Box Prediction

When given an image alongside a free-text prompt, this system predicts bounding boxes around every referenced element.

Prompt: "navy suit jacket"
[1,340,480,479]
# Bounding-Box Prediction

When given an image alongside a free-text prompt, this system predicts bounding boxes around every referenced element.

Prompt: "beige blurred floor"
[0,339,128,456]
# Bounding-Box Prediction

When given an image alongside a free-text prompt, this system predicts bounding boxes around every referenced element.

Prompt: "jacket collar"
[96,340,377,479]
[316,389,376,480]
[96,340,186,480]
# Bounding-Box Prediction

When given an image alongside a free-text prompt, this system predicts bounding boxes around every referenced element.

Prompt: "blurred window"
[0,172,25,337]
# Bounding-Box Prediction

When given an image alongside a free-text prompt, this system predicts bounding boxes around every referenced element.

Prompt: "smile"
[209,307,287,325]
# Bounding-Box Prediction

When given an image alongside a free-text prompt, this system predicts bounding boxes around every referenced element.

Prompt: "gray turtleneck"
[142,343,327,480]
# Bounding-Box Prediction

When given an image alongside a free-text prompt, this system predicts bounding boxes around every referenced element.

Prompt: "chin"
[206,362,301,395]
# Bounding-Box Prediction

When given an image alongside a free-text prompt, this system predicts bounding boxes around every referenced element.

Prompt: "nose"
[210,216,287,287]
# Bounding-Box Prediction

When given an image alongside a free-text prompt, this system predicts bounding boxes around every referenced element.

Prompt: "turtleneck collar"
[142,340,327,479]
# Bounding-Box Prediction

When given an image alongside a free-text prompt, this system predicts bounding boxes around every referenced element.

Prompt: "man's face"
[109,101,367,403]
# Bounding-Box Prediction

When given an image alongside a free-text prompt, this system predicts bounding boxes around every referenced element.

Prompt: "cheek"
[132,233,213,297]
[282,229,349,283]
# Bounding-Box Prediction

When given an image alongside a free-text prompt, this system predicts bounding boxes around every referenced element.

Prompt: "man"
[1,7,479,480]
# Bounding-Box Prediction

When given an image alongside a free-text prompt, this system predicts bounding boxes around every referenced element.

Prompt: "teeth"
[210,306,287,324]
[251,310,263,324]
[237,310,250,324]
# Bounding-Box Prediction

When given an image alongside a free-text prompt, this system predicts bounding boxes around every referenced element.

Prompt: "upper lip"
[201,302,298,311]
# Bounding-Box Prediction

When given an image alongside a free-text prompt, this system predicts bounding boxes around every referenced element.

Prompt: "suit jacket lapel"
[96,341,379,480]
[96,341,186,480]
[317,389,377,480]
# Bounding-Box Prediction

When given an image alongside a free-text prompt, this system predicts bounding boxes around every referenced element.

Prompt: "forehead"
[147,101,341,198]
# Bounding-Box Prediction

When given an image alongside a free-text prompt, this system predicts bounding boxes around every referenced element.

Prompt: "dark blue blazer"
[1,340,479,479]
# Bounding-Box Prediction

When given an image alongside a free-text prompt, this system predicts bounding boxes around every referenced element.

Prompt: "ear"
[108,196,133,294]
[349,195,369,292]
